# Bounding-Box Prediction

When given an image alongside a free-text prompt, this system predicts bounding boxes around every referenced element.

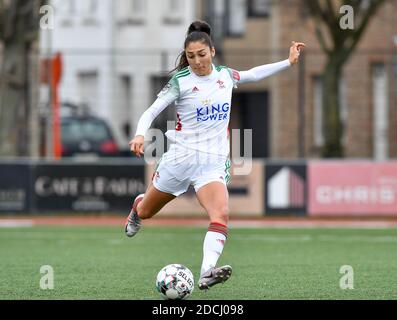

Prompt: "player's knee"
[209,206,229,225]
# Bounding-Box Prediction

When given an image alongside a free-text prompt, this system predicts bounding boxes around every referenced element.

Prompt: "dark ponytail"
[170,20,214,74]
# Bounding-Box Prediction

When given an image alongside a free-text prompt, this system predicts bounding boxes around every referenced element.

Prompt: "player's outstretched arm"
[236,41,306,84]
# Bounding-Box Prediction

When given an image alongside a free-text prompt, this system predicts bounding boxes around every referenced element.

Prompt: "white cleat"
[124,194,144,237]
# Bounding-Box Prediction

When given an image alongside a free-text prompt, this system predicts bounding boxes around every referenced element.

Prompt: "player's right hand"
[129,135,145,157]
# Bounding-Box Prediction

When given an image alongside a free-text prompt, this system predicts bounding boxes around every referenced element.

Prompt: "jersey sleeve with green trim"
[157,76,180,104]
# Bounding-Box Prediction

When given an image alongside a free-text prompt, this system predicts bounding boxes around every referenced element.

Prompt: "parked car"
[60,107,119,157]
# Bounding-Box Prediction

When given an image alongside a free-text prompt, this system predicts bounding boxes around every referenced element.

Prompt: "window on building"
[81,0,97,14]
[55,0,75,14]
[202,0,226,49]
[117,0,147,25]
[131,0,145,12]
[131,0,146,16]
[248,0,270,17]
[313,76,324,147]
[225,0,247,37]
[124,0,146,24]
[69,0,76,13]
[81,0,98,25]
[78,71,98,113]
[372,63,389,160]
[312,75,348,147]
[163,0,184,24]
[339,77,348,146]
[55,0,75,26]
[119,75,132,143]
[230,91,269,158]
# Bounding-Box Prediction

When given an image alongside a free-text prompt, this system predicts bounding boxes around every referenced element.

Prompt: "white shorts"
[152,144,231,197]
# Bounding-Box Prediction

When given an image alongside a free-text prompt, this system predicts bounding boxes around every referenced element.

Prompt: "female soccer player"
[125,21,305,290]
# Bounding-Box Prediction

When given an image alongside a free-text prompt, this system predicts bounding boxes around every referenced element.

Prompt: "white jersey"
[159,65,236,156]
[135,59,291,157]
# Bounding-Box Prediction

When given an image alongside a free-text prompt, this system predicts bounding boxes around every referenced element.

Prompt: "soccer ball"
[155,264,194,300]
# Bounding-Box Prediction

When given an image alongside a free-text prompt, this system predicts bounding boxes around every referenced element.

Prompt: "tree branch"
[342,0,387,62]
[325,0,337,24]
[306,1,335,54]
[326,0,349,47]
[315,25,332,56]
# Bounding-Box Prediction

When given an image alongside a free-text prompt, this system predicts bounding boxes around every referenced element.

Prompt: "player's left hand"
[289,41,306,65]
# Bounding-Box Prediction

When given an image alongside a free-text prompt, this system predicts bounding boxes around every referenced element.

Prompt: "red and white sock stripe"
[208,222,228,238]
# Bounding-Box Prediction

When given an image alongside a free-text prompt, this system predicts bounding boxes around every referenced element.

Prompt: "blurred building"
[40,0,197,150]
[204,0,397,159]
[39,0,397,159]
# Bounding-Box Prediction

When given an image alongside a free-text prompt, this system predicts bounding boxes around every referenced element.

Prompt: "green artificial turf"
[0,225,396,300]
